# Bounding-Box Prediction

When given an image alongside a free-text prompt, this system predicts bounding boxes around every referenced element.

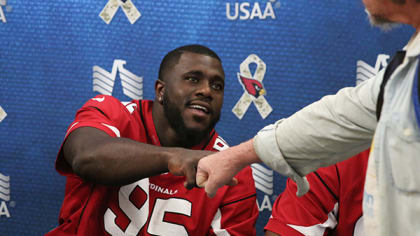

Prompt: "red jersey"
[47,95,258,236]
[265,150,369,236]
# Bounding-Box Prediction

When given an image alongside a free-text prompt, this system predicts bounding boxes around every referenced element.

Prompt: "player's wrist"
[161,147,177,171]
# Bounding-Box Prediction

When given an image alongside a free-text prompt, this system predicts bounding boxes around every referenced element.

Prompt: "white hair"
[365,9,401,31]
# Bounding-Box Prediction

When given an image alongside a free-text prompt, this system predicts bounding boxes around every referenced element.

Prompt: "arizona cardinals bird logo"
[232,54,272,120]
[238,74,266,98]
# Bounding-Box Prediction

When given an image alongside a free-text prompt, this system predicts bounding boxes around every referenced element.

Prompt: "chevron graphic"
[356,54,389,85]
[0,106,6,123]
[93,60,143,100]
[251,163,273,195]
[0,173,10,202]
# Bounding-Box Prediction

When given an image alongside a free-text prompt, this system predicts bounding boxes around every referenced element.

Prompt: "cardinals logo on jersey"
[238,74,266,98]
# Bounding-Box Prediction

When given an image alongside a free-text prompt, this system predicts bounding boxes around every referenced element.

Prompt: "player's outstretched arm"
[196,139,261,197]
[63,126,213,187]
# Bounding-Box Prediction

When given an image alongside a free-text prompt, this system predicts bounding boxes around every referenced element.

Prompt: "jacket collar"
[404,31,420,58]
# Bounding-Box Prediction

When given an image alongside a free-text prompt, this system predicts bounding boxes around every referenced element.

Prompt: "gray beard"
[365,9,401,31]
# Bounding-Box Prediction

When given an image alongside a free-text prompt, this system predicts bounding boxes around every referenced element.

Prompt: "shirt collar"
[403,31,420,58]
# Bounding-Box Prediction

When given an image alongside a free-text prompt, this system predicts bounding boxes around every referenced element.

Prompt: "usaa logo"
[0,173,12,218]
[226,0,280,20]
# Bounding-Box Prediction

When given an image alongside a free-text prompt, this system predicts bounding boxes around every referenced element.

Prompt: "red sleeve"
[55,95,130,175]
[265,165,340,236]
[209,166,259,236]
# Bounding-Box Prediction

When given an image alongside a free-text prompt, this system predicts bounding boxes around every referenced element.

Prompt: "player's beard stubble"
[162,91,220,148]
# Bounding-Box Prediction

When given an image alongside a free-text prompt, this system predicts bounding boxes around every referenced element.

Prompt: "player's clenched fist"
[168,149,214,190]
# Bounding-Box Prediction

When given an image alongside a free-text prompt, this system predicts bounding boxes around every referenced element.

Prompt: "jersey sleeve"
[55,95,130,175]
[209,166,259,236]
[265,164,340,236]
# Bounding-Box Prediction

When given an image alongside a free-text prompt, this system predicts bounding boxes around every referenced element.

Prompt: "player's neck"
[152,104,178,147]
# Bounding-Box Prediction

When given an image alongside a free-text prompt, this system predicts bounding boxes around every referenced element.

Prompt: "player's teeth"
[190,105,208,112]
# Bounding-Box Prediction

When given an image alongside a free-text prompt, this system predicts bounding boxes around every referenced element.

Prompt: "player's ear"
[155,79,165,104]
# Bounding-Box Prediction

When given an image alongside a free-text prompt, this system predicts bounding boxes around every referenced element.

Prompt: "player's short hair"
[158,44,222,81]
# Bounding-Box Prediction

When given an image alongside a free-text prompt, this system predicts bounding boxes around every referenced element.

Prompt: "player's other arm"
[63,126,212,187]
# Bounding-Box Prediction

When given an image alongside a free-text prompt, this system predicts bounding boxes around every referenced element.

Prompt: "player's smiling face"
[162,52,225,141]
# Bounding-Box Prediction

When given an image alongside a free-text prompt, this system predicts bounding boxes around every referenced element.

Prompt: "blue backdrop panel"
[0,0,414,235]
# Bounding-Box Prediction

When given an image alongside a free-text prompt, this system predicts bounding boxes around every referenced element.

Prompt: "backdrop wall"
[0,0,414,235]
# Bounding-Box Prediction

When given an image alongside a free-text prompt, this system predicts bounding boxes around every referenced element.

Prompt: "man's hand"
[167,149,213,190]
[196,151,240,198]
[196,139,261,197]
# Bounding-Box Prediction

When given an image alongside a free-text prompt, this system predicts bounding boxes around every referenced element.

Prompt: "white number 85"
[104,179,192,236]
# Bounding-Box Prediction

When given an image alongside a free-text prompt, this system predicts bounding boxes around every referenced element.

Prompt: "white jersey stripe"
[287,203,338,236]
[210,208,231,236]
[101,123,121,137]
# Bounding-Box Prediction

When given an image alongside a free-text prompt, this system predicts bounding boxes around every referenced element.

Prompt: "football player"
[47,44,258,235]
